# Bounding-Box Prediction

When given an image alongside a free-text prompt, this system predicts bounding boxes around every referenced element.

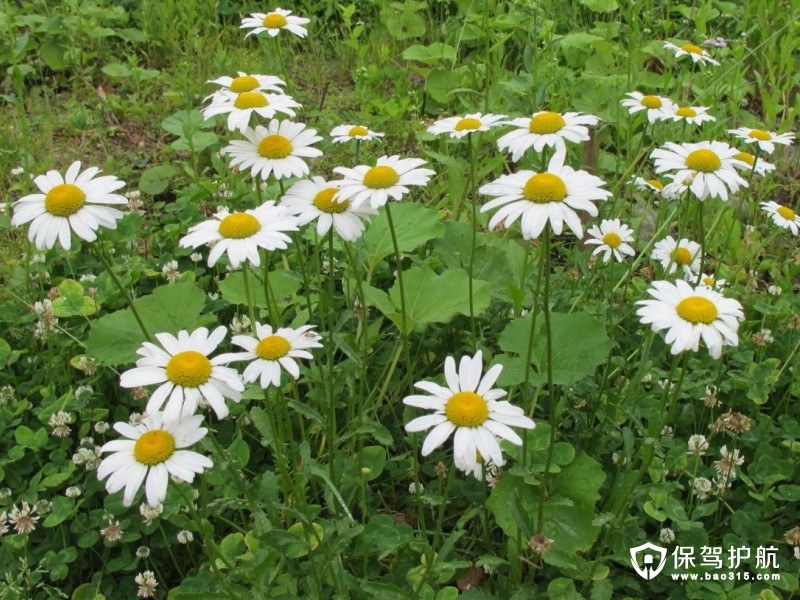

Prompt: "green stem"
[467,134,478,346]
[385,203,412,376]
[94,245,152,342]
[326,230,337,482]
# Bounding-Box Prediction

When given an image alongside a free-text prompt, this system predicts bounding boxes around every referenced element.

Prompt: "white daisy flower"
[11,161,127,250]
[403,351,535,474]
[697,273,727,289]
[478,155,611,239]
[761,201,800,235]
[205,72,285,100]
[620,92,675,123]
[497,111,599,162]
[663,42,720,66]
[240,8,310,38]
[333,155,436,209]
[731,151,775,176]
[202,90,301,133]
[585,219,636,263]
[426,113,507,139]
[281,176,377,241]
[660,171,698,200]
[651,236,702,277]
[221,323,322,388]
[120,326,244,421]
[223,120,323,180]
[330,125,385,143]
[455,443,505,481]
[650,141,747,201]
[636,280,744,359]
[659,105,715,126]
[631,176,667,195]
[97,412,213,507]
[727,127,795,155]
[179,202,298,268]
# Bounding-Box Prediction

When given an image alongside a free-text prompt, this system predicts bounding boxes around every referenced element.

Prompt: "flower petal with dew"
[281,176,377,241]
[479,154,611,239]
[427,113,507,139]
[761,201,800,236]
[240,8,310,38]
[497,111,599,162]
[585,219,636,263]
[636,279,744,359]
[663,41,720,66]
[727,127,795,155]
[403,350,535,475]
[98,412,212,506]
[12,161,127,250]
[120,326,243,421]
[651,236,702,278]
[620,92,675,124]
[202,89,301,133]
[220,323,322,389]
[659,104,716,127]
[333,155,435,210]
[330,125,385,144]
[179,201,299,268]
[224,120,323,181]
[650,141,746,201]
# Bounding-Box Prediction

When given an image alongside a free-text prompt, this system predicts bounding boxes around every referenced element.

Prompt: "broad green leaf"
[363,203,444,269]
[51,279,99,317]
[402,43,456,64]
[139,165,177,195]
[15,426,48,450]
[579,0,618,12]
[218,269,300,308]
[161,109,214,137]
[558,32,604,68]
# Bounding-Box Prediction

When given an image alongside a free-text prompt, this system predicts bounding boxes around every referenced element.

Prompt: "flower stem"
[467,134,478,346]
[94,245,152,342]
[326,229,337,481]
[385,203,412,370]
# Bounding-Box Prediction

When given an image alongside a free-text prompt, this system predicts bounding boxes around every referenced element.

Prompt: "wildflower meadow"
[2,0,800,598]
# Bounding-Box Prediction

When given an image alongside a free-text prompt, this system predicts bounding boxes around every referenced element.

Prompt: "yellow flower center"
[676,296,718,324]
[218,212,261,239]
[734,152,755,166]
[647,179,664,190]
[256,335,291,360]
[234,91,269,109]
[165,351,212,388]
[263,12,287,28]
[681,43,703,55]
[313,188,349,213]
[685,149,721,173]
[703,276,716,286]
[671,247,693,265]
[528,111,566,134]
[258,134,293,159]
[133,430,176,466]
[455,117,482,131]
[523,173,567,203]
[445,391,489,427]
[363,165,399,189]
[641,95,662,109]
[348,126,369,137]
[602,232,622,248]
[45,183,85,217]
[230,75,260,94]
[676,107,697,117]
[777,206,796,221]
[749,129,772,141]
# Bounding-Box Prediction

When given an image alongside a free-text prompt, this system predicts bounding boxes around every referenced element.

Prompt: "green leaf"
[402,43,456,65]
[363,203,444,269]
[101,63,132,78]
[497,312,612,386]
[15,426,48,450]
[427,69,461,104]
[579,0,618,12]
[218,269,300,308]
[43,497,76,527]
[39,40,68,70]
[360,446,387,481]
[139,165,177,196]
[161,109,214,137]
[51,279,99,317]
[86,283,211,365]
[559,32,604,68]
[170,131,219,153]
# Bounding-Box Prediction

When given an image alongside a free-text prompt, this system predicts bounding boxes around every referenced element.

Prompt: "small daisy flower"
[221,323,322,388]
[660,105,715,126]
[224,120,323,180]
[426,113,507,139]
[697,273,727,289]
[120,326,244,421]
[497,111,599,161]
[631,177,667,195]
[98,412,212,507]
[651,236,702,277]
[731,151,775,176]
[333,155,436,209]
[240,8,310,38]
[727,127,795,155]
[330,125,385,143]
[620,92,675,123]
[761,201,800,235]
[179,202,299,268]
[650,141,747,201]
[663,42,720,66]
[281,177,377,241]
[11,161,127,250]
[206,72,285,100]
[585,219,636,263]
[202,90,301,133]
[478,155,611,239]
[636,280,744,359]
[403,351,535,475]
